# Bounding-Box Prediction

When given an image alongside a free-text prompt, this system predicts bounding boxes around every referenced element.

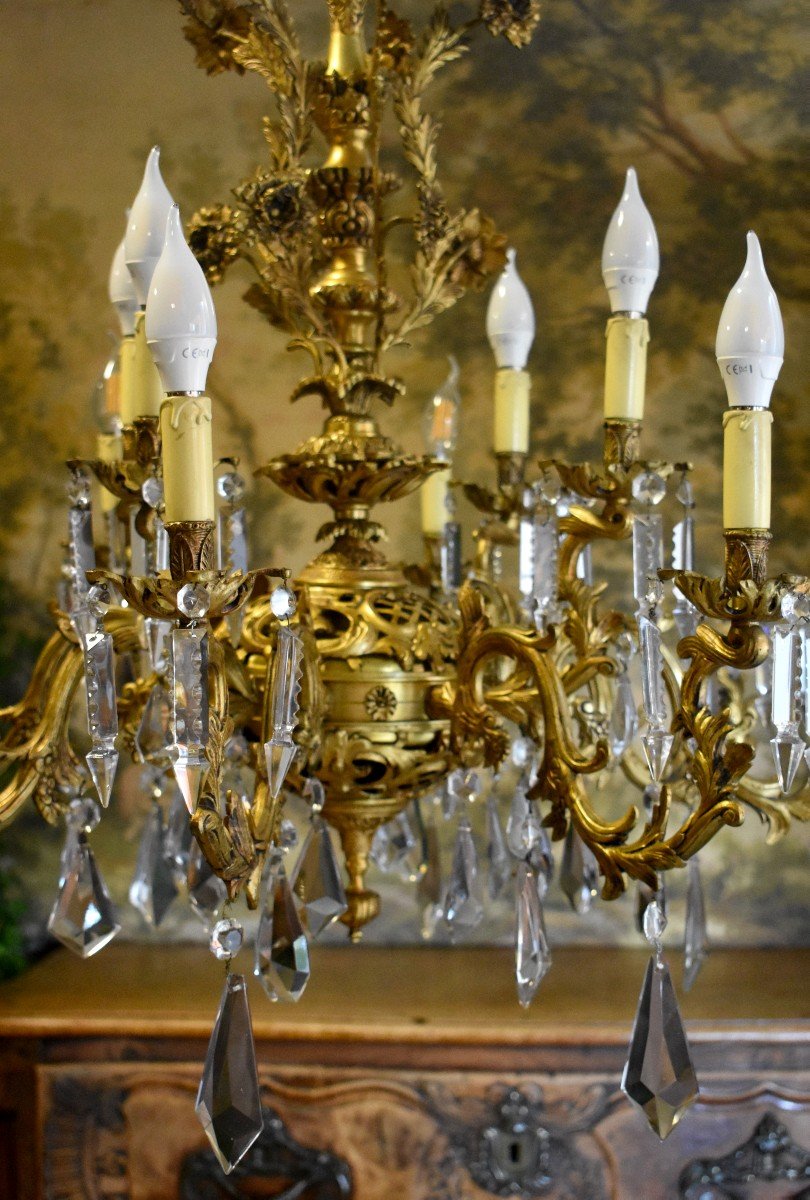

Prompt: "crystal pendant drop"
[195,973,264,1175]
[135,684,172,763]
[559,824,599,914]
[515,861,552,1008]
[86,746,119,809]
[770,732,804,794]
[621,954,699,1139]
[505,782,538,858]
[610,671,638,758]
[370,823,393,871]
[528,824,554,898]
[187,840,228,926]
[164,782,194,884]
[291,816,348,937]
[641,728,674,784]
[58,797,101,885]
[48,836,121,957]
[264,626,304,798]
[442,815,484,933]
[683,856,708,992]
[255,858,310,1002]
[486,794,511,900]
[129,802,178,927]
[170,626,210,813]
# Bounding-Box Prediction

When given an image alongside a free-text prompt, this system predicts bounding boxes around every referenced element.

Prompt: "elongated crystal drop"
[218,506,248,574]
[683,856,707,992]
[129,802,178,927]
[518,507,537,614]
[621,955,699,1138]
[770,625,804,792]
[443,815,483,933]
[559,824,599,914]
[255,858,310,1002]
[505,781,540,858]
[486,795,511,900]
[638,614,666,727]
[528,824,554,898]
[164,782,194,885]
[441,521,463,594]
[187,840,228,926]
[82,630,119,807]
[291,816,348,937]
[144,617,172,673]
[391,808,428,882]
[170,626,209,812]
[417,799,443,939]
[135,684,172,763]
[610,671,638,758]
[515,861,551,1007]
[48,835,120,957]
[264,626,303,799]
[196,973,264,1174]
[576,543,593,585]
[68,505,95,603]
[533,510,558,628]
[633,512,663,606]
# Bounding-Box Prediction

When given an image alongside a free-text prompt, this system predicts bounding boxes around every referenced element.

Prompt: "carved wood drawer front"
[39,1062,810,1200]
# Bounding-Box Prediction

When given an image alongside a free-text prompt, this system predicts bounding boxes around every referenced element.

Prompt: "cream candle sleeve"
[603,315,649,420]
[722,407,772,530]
[120,311,163,424]
[96,432,122,514]
[493,369,530,454]
[421,468,450,536]
[160,395,216,524]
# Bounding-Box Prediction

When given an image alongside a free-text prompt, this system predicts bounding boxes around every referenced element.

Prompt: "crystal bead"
[370,823,393,871]
[442,816,483,933]
[86,744,119,809]
[217,471,246,503]
[255,860,310,1002]
[195,973,264,1174]
[559,824,599,914]
[188,841,228,926]
[621,956,699,1139]
[642,898,667,946]
[515,861,552,1008]
[67,795,101,833]
[683,857,707,993]
[177,583,210,620]
[539,469,561,504]
[527,825,554,896]
[278,819,298,851]
[675,476,694,509]
[291,817,348,937]
[634,881,657,936]
[269,585,297,620]
[48,837,121,957]
[87,581,118,615]
[781,591,810,624]
[632,470,667,507]
[129,803,178,927]
[303,776,325,815]
[141,476,164,508]
[770,732,803,794]
[485,795,511,900]
[210,917,245,960]
[70,605,99,648]
[505,784,541,858]
[641,729,674,784]
[510,737,535,769]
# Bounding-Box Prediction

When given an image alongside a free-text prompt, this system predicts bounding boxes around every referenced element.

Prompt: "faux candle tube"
[96,432,122,514]
[120,311,164,425]
[722,407,772,530]
[421,468,450,536]
[603,316,649,420]
[160,395,215,523]
[493,369,530,454]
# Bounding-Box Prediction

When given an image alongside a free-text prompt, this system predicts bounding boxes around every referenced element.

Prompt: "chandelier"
[1,0,807,1172]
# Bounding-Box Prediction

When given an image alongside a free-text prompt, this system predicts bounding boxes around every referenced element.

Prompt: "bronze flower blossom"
[480,0,542,48]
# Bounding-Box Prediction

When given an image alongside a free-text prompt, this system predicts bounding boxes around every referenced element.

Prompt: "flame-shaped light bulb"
[108,233,138,336]
[423,356,461,461]
[716,231,784,408]
[125,146,175,307]
[601,168,659,315]
[486,249,535,370]
[146,205,217,393]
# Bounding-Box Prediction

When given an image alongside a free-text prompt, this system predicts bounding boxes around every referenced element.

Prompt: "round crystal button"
[177,583,211,619]
[209,917,244,960]
[270,585,296,620]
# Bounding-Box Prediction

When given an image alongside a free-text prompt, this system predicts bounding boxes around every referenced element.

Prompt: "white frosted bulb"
[146,205,217,393]
[716,231,784,409]
[423,356,461,460]
[108,235,138,336]
[486,248,535,370]
[601,168,659,315]
[125,146,175,306]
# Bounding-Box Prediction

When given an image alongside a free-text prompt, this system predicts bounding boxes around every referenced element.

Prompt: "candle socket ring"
[603,419,641,474]
[724,529,771,590]
[495,451,527,495]
[165,520,216,580]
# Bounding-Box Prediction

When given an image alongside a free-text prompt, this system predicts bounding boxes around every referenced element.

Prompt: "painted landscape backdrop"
[0,0,807,958]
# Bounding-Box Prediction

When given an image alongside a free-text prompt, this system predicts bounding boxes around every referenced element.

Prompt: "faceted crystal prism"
[440,520,463,593]
[632,510,664,606]
[559,824,599,915]
[195,974,264,1175]
[48,837,121,957]
[771,626,802,731]
[533,510,559,627]
[683,857,707,992]
[135,685,172,762]
[170,744,208,815]
[486,795,511,900]
[144,618,171,673]
[770,733,804,795]
[171,627,210,747]
[291,817,348,937]
[218,506,248,574]
[515,861,552,1008]
[264,626,304,798]
[389,809,427,882]
[255,860,310,1002]
[442,816,484,933]
[641,729,674,784]
[638,614,667,728]
[59,797,100,885]
[129,803,178,927]
[621,956,699,1139]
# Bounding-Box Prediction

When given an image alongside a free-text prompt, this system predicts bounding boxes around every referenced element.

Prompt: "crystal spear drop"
[83,628,119,807]
[770,595,807,792]
[264,621,304,799]
[169,624,210,813]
